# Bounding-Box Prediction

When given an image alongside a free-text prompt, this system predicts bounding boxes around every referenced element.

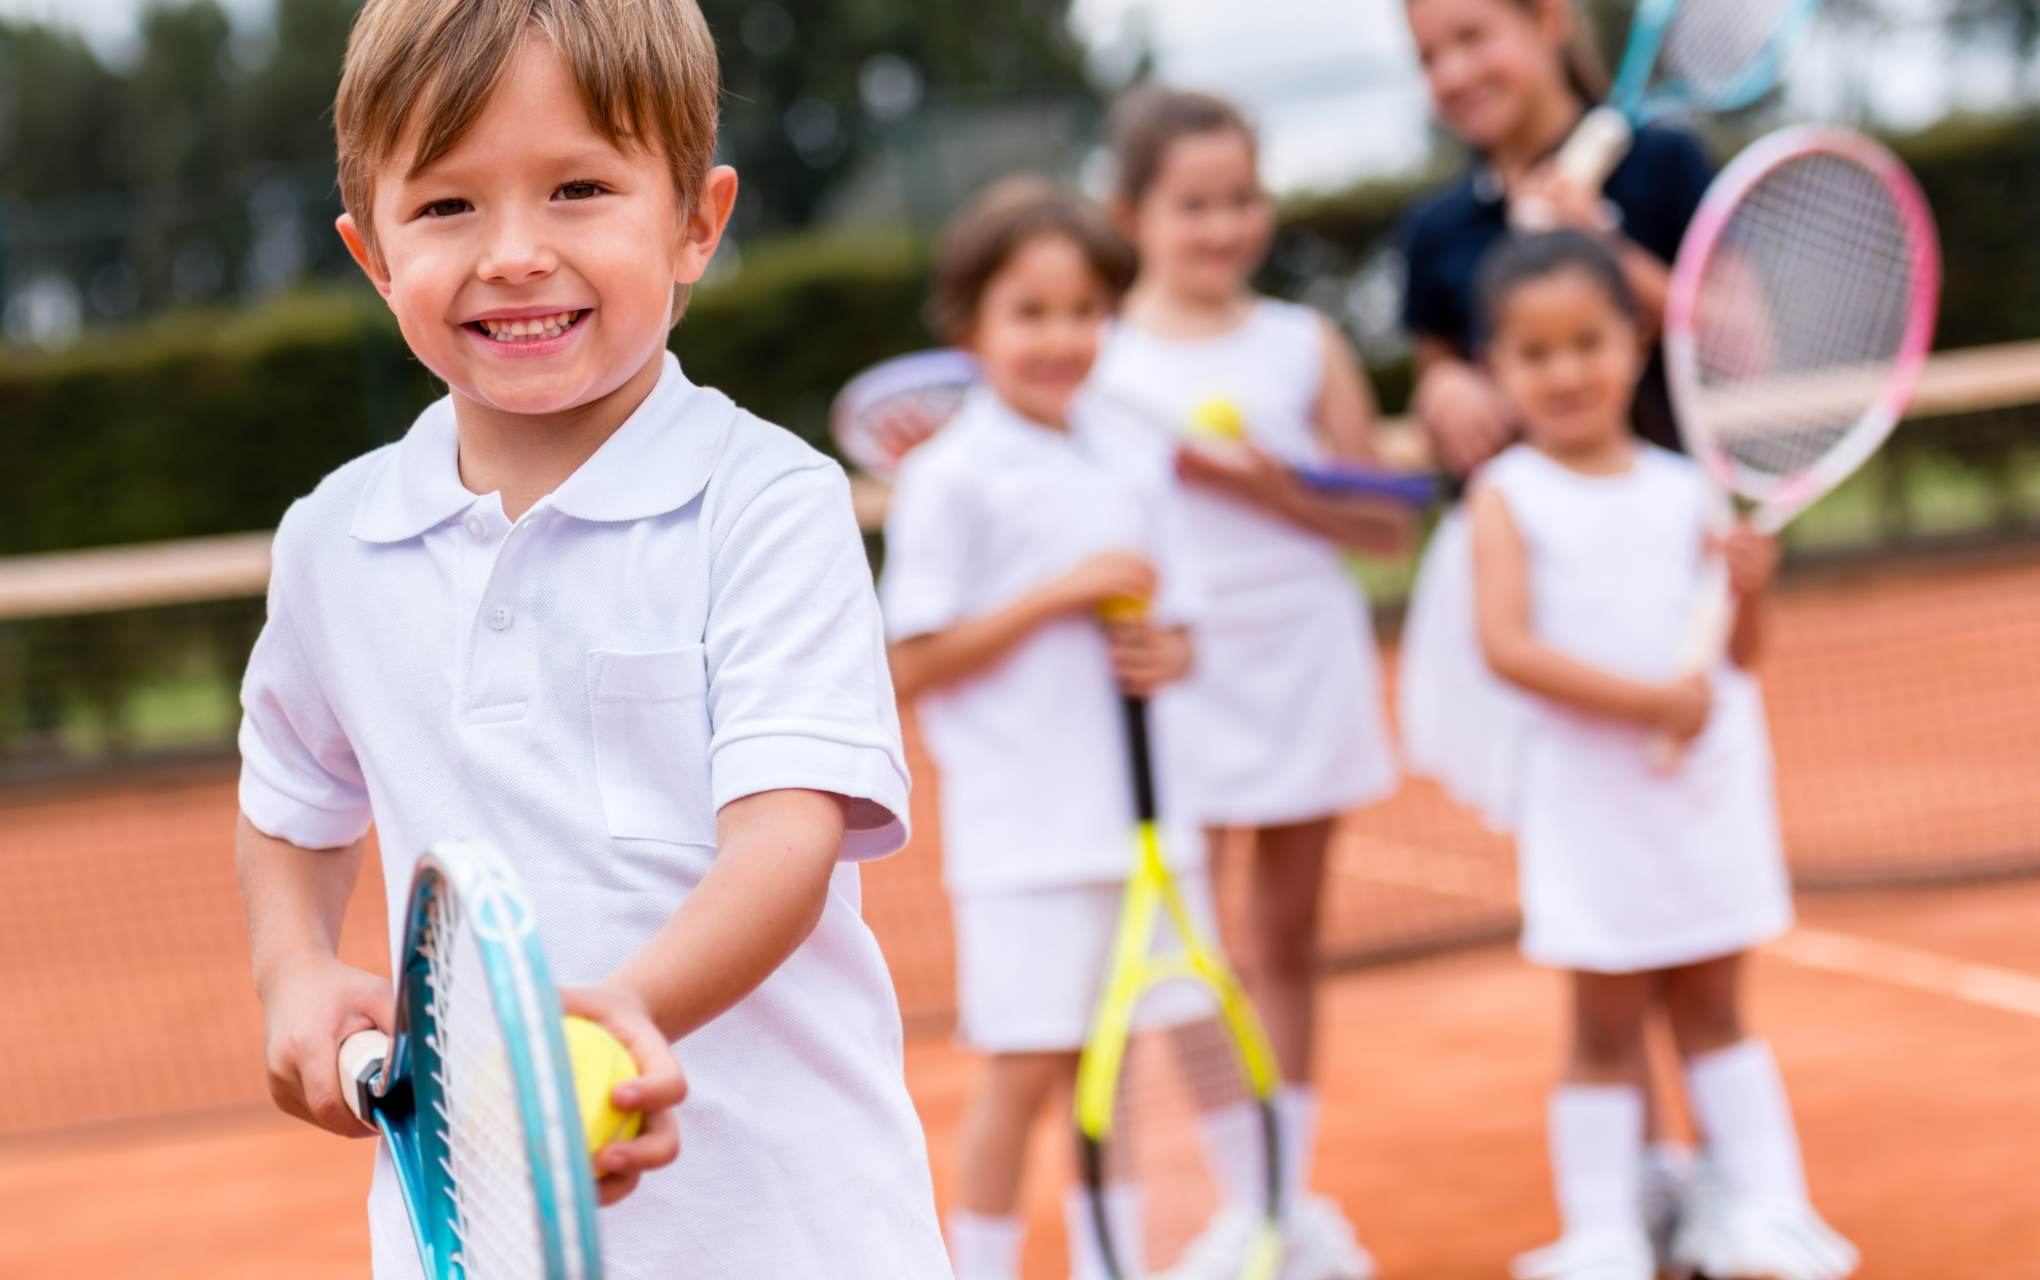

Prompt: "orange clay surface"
[0,884,2034,1279]
[0,559,2036,1275]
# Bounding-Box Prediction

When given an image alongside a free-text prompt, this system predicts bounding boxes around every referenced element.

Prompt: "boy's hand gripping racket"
[1651,126,1941,766]
[1073,596,1286,1280]
[340,840,605,1280]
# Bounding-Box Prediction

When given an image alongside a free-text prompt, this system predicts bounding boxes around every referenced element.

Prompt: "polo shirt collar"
[351,352,734,543]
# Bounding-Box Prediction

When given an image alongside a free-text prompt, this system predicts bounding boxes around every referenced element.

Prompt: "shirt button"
[464,516,488,540]
[487,604,514,631]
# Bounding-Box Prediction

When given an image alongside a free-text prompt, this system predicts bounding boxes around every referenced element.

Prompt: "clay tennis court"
[2,556,2036,1276]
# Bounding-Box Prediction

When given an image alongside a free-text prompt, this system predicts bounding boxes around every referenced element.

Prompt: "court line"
[1762,928,2040,1019]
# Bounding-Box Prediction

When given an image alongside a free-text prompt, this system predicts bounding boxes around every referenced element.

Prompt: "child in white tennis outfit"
[883,179,1210,1280]
[234,5,947,1276]
[1441,230,1856,1280]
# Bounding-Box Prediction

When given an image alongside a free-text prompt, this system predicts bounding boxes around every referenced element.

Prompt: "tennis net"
[3,342,2037,1139]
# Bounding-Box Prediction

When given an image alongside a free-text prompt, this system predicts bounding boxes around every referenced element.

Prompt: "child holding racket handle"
[235,2,947,1275]
[1086,85,1404,1280]
[880,178,1207,1280]
[1450,231,1855,1280]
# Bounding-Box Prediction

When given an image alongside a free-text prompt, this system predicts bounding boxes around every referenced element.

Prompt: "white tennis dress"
[1476,444,1794,973]
[1090,300,1397,827]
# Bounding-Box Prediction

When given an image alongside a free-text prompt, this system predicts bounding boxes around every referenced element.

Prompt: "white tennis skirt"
[1174,573,1398,828]
[951,870,1221,1054]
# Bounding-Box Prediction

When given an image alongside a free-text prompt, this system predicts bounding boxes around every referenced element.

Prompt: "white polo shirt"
[880,388,1204,896]
[238,353,949,1279]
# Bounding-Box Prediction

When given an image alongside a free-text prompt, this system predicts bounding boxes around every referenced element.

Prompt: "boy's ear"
[675,164,740,286]
[336,213,394,301]
[1108,194,1139,241]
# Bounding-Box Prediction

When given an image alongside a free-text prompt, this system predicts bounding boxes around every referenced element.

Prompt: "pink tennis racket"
[1653,126,1941,765]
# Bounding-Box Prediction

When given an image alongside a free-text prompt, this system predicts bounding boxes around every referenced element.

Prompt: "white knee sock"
[1549,1084,1646,1236]
[1196,1098,1269,1209]
[1064,1182,1145,1279]
[1275,1084,1321,1211]
[948,1211,1023,1280]
[1685,1038,1809,1204]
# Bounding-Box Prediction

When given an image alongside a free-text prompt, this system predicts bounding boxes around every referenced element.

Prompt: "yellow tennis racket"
[1073,598,1285,1280]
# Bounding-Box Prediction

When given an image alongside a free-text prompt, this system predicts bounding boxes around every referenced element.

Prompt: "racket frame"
[1647,126,1939,766]
[1074,689,1285,1280]
[1550,0,1822,195]
[343,840,604,1280]
[828,348,980,479]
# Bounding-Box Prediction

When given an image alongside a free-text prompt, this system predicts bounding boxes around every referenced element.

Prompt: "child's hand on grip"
[1107,622,1193,697]
[1050,551,1158,615]
[256,954,393,1137]
[562,985,687,1206]
[1711,525,1782,597]
[1649,673,1713,746]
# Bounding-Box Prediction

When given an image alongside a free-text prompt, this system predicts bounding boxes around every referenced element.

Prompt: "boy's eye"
[557,180,605,201]
[417,197,471,219]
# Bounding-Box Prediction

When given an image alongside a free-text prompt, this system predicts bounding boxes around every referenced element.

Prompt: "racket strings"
[424,890,548,1279]
[1661,0,1800,97]
[1103,982,1269,1273]
[1692,154,1919,485]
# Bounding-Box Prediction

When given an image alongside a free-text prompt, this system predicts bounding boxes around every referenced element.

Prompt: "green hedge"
[4,112,2038,557]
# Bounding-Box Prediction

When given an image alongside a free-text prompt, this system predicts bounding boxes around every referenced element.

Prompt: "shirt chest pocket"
[587,646,716,846]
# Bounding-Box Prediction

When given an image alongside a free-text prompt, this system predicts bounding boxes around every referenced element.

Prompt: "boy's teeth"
[478,311,578,341]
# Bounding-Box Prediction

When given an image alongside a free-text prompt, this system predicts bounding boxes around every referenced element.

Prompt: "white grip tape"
[337,1028,392,1123]
[1553,106,1636,195]
[1646,560,1734,772]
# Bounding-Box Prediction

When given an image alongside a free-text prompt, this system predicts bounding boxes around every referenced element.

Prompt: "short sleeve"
[237,551,373,850]
[1615,127,1716,264]
[877,455,975,641]
[704,462,912,859]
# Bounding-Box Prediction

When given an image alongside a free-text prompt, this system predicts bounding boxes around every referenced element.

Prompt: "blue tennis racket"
[1546,0,1820,199]
[339,840,603,1280]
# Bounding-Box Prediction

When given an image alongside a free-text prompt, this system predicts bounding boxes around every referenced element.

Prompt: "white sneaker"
[1670,1194,1859,1280]
[1509,1226,1656,1280]
[1158,1206,1258,1280]
[1643,1144,1698,1270]
[1278,1196,1376,1280]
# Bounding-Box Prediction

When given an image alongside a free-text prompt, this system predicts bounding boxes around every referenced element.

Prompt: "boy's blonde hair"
[334,0,721,261]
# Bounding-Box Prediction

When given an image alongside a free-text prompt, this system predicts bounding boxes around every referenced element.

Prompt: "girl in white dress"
[1087,86,1410,1280]
[1460,230,1856,1280]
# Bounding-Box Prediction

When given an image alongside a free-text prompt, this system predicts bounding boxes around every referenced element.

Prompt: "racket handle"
[337,1028,391,1123]
[1293,464,1439,506]
[1645,560,1735,772]
[1553,105,1635,197]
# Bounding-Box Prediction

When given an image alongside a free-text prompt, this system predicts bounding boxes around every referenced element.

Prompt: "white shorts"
[951,870,1220,1054]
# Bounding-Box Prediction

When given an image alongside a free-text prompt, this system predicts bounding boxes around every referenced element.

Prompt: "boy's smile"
[338,35,733,437]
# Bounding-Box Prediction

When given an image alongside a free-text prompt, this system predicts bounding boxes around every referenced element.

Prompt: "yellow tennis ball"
[1188,397,1248,442]
[563,1015,642,1157]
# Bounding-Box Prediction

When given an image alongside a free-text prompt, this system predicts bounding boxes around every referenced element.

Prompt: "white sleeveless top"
[1480,443,1793,972]
[1091,298,1347,593]
[1087,299,1398,825]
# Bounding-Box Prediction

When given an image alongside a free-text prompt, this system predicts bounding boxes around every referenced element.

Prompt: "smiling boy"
[233,2,949,1275]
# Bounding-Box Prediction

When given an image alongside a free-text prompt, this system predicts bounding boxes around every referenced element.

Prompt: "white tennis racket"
[1651,126,1941,765]
[340,839,603,1280]
[1534,0,1820,212]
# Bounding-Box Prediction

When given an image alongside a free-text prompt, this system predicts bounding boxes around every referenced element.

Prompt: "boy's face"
[338,37,735,422]
[1487,270,1642,454]
[964,233,1112,429]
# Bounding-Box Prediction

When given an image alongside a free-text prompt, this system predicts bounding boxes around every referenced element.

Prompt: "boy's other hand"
[1649,673,1713,745]
[256,954,392,1137]
[562,985,687,1206]
[1107,623,1193,697]
[1050,550,1158,615]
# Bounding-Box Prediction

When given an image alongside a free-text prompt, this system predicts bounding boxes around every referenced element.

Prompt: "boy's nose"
[477,210,558,285]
